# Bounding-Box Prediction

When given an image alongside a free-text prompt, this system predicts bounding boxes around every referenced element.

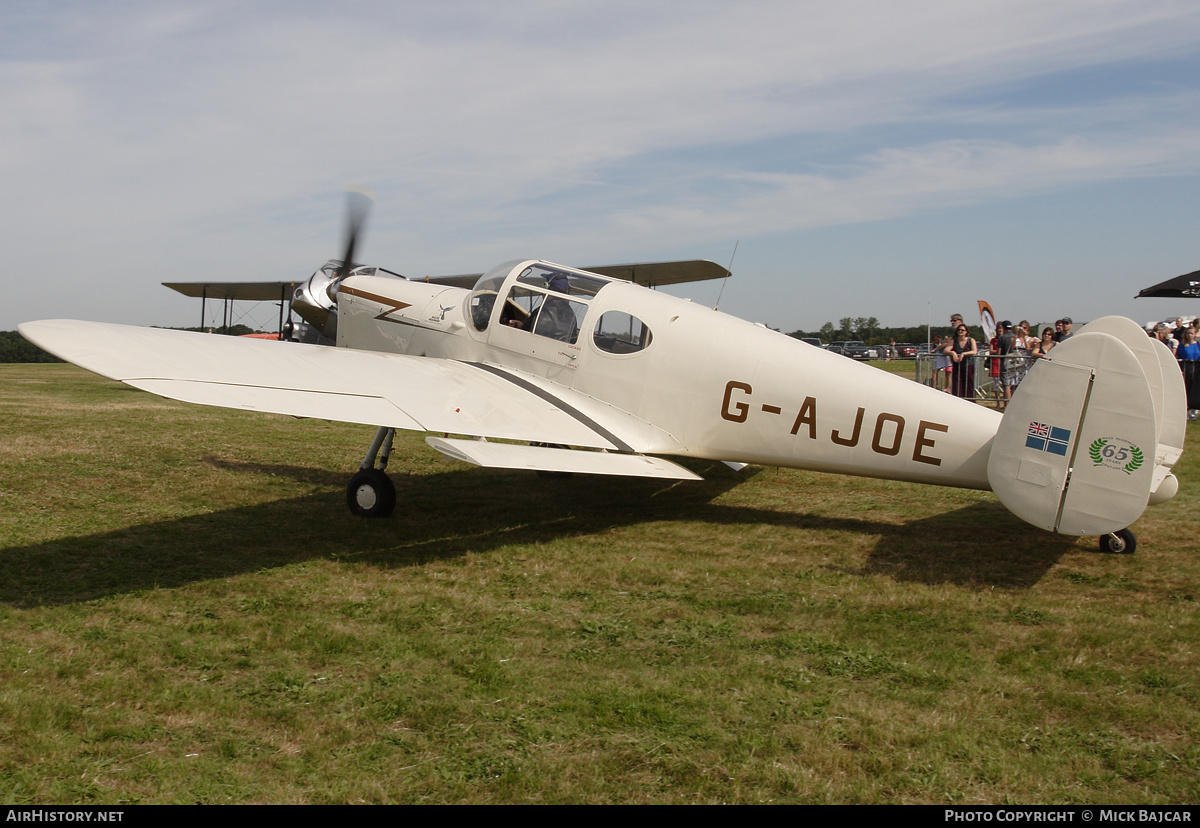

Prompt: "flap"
[426,437,703,480]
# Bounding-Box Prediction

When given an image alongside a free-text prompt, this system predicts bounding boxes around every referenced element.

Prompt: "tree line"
[0,331,63,363]
[786,316,989,345]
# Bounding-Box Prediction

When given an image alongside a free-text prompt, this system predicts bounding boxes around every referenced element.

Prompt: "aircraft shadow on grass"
[1,460,1077,608]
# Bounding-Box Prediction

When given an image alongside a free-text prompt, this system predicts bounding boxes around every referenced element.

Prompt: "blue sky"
[4,0,1199,334]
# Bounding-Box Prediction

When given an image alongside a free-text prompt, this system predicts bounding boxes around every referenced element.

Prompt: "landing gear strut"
[1099,528,1137,555]
[347,427,396,517]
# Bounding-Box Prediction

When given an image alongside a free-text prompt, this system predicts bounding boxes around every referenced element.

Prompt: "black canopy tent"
[1136,269,1200,299]
[1137,268,1200,412]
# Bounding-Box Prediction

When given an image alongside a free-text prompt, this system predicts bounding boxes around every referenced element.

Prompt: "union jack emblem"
[1026,421,1071,455]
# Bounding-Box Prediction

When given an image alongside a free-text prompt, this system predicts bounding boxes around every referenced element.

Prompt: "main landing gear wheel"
[1099,528,1137,555]
[349,426,397,518]
[347,468,396,518]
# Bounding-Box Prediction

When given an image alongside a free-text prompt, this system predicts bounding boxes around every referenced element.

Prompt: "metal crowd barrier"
[914,351,1041,407]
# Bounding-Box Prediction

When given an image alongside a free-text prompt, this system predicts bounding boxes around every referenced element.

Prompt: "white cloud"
[3,0,1199,329]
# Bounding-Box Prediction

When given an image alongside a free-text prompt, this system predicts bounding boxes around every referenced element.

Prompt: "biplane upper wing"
[162,281,299,301]
[18,320,692,477]
[161,260,730,295]
[583,259,731,287]
[425,259,731,289]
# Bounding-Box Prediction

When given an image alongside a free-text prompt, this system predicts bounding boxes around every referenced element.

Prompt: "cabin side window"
[593,311,653,354]
[500,285,586,343]
[533,295,587,343]
[467,266,513,331]
[498,286,544,331]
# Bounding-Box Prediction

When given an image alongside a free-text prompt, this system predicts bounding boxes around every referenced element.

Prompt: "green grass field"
[1,363,1197,804]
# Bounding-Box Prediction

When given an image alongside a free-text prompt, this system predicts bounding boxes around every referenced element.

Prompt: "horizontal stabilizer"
[988,330,1158,535]
[426,437,703,480]
[1148,338,1186,490]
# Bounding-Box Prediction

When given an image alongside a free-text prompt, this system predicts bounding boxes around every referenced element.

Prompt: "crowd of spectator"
[1154,317,1200,420]
[931,313,1077,410]
[929,313,1199,420]
[1152,317,1198,356]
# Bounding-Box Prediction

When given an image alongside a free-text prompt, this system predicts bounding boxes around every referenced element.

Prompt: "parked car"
[893,342,917,358]
[829,340,879,360]
[798,337,825,349]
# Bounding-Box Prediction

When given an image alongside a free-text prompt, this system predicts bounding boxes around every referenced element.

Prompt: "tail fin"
[987,319,1175,535]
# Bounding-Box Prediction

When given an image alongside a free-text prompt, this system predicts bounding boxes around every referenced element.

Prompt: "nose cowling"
[291,260,342,339]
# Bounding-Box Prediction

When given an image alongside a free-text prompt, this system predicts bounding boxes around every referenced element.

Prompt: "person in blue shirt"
[1176,326,1199,421]
[1178,326,1200,360]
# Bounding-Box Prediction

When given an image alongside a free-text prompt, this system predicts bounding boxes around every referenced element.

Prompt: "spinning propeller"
[289,186,376,341]
[332,185,375,287]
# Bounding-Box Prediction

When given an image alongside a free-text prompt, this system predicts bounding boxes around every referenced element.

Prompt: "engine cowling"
[291,259,342,340]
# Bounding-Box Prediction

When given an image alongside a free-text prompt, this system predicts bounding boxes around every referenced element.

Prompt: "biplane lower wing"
[17,320,680,463]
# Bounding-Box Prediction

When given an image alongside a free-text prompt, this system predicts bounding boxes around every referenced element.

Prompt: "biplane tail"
[986,316,1183,536]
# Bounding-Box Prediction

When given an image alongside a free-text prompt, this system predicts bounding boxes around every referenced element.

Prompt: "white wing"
[18,320,684,459]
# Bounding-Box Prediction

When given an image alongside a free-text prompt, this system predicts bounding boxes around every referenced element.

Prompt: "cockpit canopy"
[512,263,609,298]
[468,261,610,338]
[467,260,655,355]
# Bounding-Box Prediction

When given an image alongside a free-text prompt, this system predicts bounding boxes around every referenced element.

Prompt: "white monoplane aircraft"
[20,195,1185,554]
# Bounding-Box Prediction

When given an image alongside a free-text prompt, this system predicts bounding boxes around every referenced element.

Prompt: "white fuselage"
[335,261,1001,490]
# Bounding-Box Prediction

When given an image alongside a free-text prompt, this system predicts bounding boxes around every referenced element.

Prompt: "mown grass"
[1,363,1198,804]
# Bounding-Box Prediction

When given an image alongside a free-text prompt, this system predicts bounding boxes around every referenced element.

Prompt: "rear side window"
[593,311,652,354]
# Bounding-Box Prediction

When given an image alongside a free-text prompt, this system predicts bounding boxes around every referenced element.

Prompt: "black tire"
[1099,528,1136,555]
[346,468,396,518]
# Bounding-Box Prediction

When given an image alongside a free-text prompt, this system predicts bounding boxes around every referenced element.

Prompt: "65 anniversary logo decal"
[1089,438,1145,475]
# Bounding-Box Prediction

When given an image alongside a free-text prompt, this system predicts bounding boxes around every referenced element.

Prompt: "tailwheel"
[347,467,396,518]
[1099,528,1136,555]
